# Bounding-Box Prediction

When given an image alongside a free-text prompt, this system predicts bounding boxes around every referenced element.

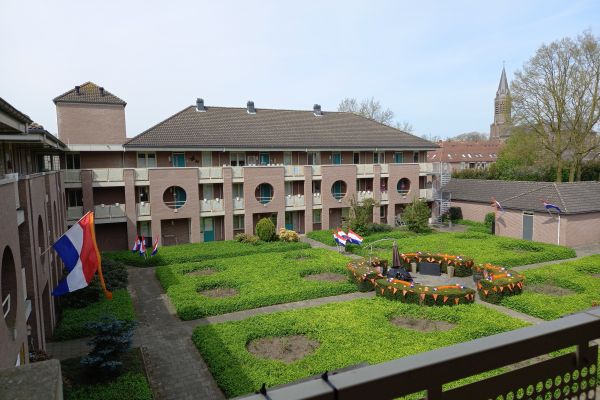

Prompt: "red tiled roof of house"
[427,141,503,163]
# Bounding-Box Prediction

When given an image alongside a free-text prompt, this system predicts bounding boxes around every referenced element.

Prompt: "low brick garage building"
[444,179,600,247]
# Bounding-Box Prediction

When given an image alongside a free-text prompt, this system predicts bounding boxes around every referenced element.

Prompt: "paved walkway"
[300,236,362,259]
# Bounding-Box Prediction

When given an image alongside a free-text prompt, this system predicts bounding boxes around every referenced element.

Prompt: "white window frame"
[137,152,156,168]
[233,215,245,230]
[230,152,246,167]
[373,152,385,164]
[308,151,321,166]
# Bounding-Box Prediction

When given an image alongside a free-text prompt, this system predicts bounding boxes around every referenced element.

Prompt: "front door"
[172,153,185,167]
[522,212,533,241]
[332,152,342,164]
[203,218,214,242]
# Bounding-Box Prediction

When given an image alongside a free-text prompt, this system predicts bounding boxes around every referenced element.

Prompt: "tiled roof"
[444,179,600,214]
[53,82,126,106]
[124,105,438,150]
[427,141,502,163]
[0,97,32,124]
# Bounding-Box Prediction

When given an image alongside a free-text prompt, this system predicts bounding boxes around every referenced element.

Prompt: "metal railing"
[164,200,187,210]
[313,193,322,205]
[200,198,224,212]
[256,196,273,205]
[285,166,305,178]
[2,294,10,318]
[239,307,600,400]
[332,192,346,201]
[357,191,374,202]
[67,206,84,220]
[94,204,126,219]
[234,197,245,210]
[285,194,305,207]
[136,202,151,216]
[91,168,124,182]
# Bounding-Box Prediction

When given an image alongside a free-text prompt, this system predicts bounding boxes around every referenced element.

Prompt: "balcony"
[198,167,223,180]
[356,164,374,176]
[200,198,224,213]
[94,203,126,222]
[357,191,374,202]
[232,167,244,179]
[91,168,124,186]
[64,169,81,183]
[311,166,322,176]
[134,168,148,181]
[136,202,151,217]
[67,206,83,221]
[419,188,433,199]
[380,191,389,202]
[285,194,305,208]
[285,165,304,179]
[233,197,245,210]
[0,173,20,209]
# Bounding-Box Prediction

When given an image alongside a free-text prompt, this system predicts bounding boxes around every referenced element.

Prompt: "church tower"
[489,66,512,140]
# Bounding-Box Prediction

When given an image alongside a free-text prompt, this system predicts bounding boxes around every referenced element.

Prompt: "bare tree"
[511,31,600,182]
[447,131,488,142]
[338,97,412,131]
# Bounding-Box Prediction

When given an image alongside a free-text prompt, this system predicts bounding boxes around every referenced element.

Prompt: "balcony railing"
[64,169,81,183]
[356,164,374,175]
[240,307,600,400]
[94,203,125,219]
[285,165,304,178]
[136,202,151,216]
[134,168,148,181]
[419,162,434,174]
[313,193,322,205]
[256,196,274,205]
[200,199,224,213]
[419,188,433,199]
[67,206,83,220]
[285,194,305,207]
[232,166,244,179]
[198,167,223,180]
[0,173,20,209]
[233,197,245,210]
[311,166,322,176]
[357,191,374,202]
[380,191,389,201]
[92,168,124,182]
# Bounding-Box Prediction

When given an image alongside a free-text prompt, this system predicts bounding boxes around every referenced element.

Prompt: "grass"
[499,255,600,320]
[104,240,310,267]
[61,348,152,400]
[192,297,529,398]
[156,248,357,320]
[53,289,135,340]
[307,229,575,267]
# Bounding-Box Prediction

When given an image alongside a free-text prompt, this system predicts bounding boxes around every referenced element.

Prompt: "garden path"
[300,235,362,259]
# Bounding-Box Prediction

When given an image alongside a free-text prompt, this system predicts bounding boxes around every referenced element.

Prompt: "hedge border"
[475,263,525,304]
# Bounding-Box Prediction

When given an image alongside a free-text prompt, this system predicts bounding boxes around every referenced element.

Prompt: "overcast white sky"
[1,0,599,139]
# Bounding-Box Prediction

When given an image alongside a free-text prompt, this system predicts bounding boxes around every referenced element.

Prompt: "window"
[413,152,419,163]
[353,152,360,164]
[397,178,411,195]
[201,151,212,167]
[52,155,61,171]
[259,153,270,165]
[230,152,246,167]
[308,152,320,165]
[332,152,342,164]
[373,152,385,164]
[42,155,52,171]
[137,152,156,168]
[232,183,243,199]
[380,205,386,218]
[172,153,185,167]
[255,183,274,204]
[283,152,292,165]
[66,153,80,169]
[313,209,321,224]
[331,180,347,200]
[394,152,404,164]
[138,186,149,202]
[233,215,245,230]
[312,180,321,194]
[66,189,83,207]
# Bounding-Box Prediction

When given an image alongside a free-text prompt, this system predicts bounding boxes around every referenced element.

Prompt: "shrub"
[278,228,299,242]
[484,213,495,231]
[81,316,136,377]
[447,207,463,222]
[61,259,128,309]
[364,223,393,234]
[346,197,377,235]
[255,218,276,242]
[234,233,259,244]
[402,199,431,233]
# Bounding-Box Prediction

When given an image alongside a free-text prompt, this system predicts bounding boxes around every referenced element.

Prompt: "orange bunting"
[392,287,398,295]
[380,288,385,295]
[477,283,482,290]
[402,290,408,297]
[483,290,489,296]
[499,286,504,292]
[492,286,498,292]
[432,294,438,301]
[454,298,460,305]
[443,296,449,303]
[420,293,426,300]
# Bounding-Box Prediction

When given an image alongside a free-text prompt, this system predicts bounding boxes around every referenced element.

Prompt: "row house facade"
[0,97,67,368]
[55,83,440,250]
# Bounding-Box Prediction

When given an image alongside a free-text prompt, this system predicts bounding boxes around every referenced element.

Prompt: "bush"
[255,218,276,242]
[402,199,431,233]
[346,197,377,235]
[364,223,393,234]
[278,228,299,242]
[61,259,128,309]
[234,233,259,244]
[81,316,136,377]
[484,213,495,231]
[448,207,463,222]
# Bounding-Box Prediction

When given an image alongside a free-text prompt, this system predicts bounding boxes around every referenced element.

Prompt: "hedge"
[156,248,356,320]
[192,298,528,397]
[375,279,476,306]
[499,255,600,320]
[104,240,310,267]
[308,229,575,267]
[53,289,135,340]
[475,263,525,304]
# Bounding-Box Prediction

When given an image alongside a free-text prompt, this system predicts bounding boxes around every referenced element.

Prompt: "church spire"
[497,65,509,96]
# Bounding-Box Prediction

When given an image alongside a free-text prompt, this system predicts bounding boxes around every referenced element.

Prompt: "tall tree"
[447,131,488,142]
[511,31,600,182]
[338,97,413,132]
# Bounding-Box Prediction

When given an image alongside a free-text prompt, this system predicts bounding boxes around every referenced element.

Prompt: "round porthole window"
[397,178,411,196]
[163,186,187,209]
[255,183,274,205]
[331,180,347,201]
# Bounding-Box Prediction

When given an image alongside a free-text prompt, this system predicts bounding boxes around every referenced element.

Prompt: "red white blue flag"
[542,200,561,214]
[151,237,159,256]
[131,236,140,253]
[347,230,364,245]
[333,232,347,246]
[52,212,112,299]
[139,236,147,257]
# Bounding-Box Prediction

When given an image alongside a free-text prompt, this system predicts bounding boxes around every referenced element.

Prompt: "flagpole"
[39,211,93,257]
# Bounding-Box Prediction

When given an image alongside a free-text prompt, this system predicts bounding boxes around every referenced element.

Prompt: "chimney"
[313,104,322,116]
[75,85,80,95]
[99,87,105,96]
[196,98,205,112]
[247,100,256,114]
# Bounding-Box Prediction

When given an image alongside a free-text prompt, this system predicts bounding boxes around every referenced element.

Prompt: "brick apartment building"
[57,82,441,250]
[0,97,67,368]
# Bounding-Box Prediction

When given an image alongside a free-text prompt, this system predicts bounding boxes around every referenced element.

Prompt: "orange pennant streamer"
[402,290,407,297]
[483,290,489,296]
[443,296,448,303]
[454,298,460,305]
[392,287,398,295]
[432,294,438,301]
[420,293,426,300]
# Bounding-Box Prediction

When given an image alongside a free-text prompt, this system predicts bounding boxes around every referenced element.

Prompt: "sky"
[1,0,599,139]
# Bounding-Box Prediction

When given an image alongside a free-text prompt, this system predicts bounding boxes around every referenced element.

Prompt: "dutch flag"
[346,230,364,245]
[52,212,111,299]
[151,237,159,256]
[333,232,347,246]
[131,236,140,253]
[337,229,349,240]
[139,236,147,257]
[542,200,562,214]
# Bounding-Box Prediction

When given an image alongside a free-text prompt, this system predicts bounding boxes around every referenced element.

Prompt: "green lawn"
[61,348,152,400]
[307,229,575,267]
[104,240,310,267]
[193,298,528,398]
[500,255,600,320]
[53,289,135,340]
[156,248,356,320]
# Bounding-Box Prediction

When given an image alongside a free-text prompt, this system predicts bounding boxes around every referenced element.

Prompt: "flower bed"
[375,279,476,306]
[398,252,474,277]
[346,257,387,292]
[475,264,525,304]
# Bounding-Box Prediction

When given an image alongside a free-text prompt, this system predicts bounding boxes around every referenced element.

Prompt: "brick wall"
[451,200,491,223]
[56,103,126,145]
